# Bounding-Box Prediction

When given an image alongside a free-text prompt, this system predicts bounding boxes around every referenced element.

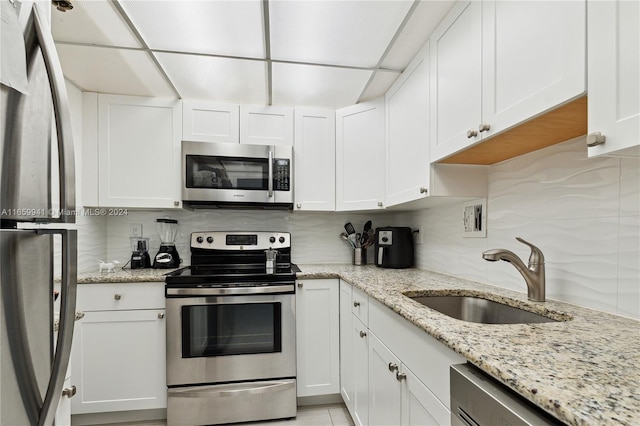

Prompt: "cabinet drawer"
[351,286,369,326]
[77,282,165,311]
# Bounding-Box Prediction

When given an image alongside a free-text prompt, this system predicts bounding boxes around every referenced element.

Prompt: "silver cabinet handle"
[419,187,428,194]
[359,331,367,338]
[62,385,76,398]
[297,282,303,288]
[353,301,360,307]
[377,201,383,207]
[478,123,491,133]
[158,312,165,319]
[396,372,406,381]
[114,293,122,301]
[75,311,85,321]
[388,363,398,372]
[174,201,180,207]
[586,132,606,147]
[467,129,478,138]
[296,203,302,209]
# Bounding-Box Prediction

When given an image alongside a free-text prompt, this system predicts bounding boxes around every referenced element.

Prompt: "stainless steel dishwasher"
[450,363,564,426]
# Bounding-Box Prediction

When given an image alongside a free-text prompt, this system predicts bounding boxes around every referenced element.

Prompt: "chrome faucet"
[482,237,546,302]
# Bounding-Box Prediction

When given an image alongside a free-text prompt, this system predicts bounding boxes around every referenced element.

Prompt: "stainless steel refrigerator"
[1,1,78,425]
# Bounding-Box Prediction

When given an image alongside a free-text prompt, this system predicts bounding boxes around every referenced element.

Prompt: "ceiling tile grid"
[52,0,455,109]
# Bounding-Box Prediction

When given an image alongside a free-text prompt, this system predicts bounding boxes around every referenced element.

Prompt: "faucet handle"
[516,237,544,265]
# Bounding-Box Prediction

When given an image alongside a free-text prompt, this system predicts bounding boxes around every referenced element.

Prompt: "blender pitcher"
[153,218,181,268]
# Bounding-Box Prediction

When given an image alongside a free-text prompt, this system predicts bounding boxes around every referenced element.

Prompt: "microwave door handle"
[268,149,274,198]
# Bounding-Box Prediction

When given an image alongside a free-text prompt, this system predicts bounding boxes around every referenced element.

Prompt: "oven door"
[182,141,292,205]
[166,291,295,386]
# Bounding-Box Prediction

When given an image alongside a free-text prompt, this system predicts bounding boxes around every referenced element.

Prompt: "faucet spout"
[482,238,546,302]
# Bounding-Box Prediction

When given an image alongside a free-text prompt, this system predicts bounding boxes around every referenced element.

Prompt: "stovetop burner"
[165,231,297,287]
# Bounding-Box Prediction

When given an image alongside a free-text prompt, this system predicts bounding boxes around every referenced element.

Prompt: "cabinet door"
[352,315,369,426]
[401,367,450,426]
[482,0,586,140]
[182,100,239,143]
[385,42,430,207]
[339,281,355,413]
[336,98,386,211]
[98,94,181,208]
[71,309,167,414]
[240,105,293,146]
[296,279,340,397]
[430,1,482,162]
[369,333,402,426]
[587,0,640,157]
[294,108,336,211]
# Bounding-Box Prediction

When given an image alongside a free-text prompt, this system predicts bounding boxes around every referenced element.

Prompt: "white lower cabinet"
[71,283,166,415]
[369,333,402,426]
[296,279,340,397]
[340,280,464,426]
[369,333,449,426]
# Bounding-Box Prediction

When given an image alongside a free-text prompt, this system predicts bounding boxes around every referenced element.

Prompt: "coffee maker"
[130,237,151,269]
[153,218,181,268]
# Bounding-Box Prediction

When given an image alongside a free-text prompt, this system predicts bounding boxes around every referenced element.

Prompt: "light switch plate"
[462,198,486,238]
[130,223,143,237]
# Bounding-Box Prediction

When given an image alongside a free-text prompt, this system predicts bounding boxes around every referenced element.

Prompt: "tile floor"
[111,404,354,426]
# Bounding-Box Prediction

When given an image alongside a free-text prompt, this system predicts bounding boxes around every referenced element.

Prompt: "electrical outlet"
[462,199,487,238]
[130,223,143,237]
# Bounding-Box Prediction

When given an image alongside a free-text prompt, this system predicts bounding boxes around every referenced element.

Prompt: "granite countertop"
[296,264,640,426]
[76,267,180,283]
[76,264,640,425]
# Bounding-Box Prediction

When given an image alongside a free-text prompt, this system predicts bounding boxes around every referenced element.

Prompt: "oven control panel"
[191,231,290,250]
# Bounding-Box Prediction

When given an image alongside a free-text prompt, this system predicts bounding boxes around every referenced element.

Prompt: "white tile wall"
[395,137,640,319]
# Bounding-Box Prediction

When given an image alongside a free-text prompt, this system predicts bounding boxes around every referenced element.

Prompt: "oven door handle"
[166,284,295,296]
[169,380,295,398]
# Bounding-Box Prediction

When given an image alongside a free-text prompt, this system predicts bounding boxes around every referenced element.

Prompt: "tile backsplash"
[393,137,639,319]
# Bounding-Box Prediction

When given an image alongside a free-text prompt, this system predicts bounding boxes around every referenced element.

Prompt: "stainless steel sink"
[409,295,559,324]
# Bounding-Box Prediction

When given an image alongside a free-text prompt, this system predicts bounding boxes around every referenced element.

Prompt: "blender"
[130,237,151,269]
[153,218,181,268]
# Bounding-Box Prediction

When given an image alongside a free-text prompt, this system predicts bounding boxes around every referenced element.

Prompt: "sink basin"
[409,295,559,324]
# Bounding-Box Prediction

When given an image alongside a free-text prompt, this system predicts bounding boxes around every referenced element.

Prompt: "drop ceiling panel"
[270,0,413,68]
[56,44,176,97]
[51,0,141,47]
[119,0,265,58]
[155,52,268,105]
[382,0,455,69]
[272,62,372,109]
[359,70,402,103]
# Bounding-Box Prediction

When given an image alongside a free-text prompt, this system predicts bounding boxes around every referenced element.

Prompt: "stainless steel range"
[165,231,297,426]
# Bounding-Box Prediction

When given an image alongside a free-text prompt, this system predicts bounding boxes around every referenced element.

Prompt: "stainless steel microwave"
[182,141,293,209]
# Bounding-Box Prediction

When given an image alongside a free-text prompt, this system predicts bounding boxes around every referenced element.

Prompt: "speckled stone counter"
[76,268,179,283]
[76,264,639,425]
[296,264,640,426]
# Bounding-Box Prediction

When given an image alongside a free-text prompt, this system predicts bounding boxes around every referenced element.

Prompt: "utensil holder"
[353,248,367,266]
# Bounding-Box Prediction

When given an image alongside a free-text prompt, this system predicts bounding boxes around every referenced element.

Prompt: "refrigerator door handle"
[32,5,76,223]
[36,228,77,426]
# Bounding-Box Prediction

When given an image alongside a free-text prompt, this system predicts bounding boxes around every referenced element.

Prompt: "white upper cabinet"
[83,93,182,208]
[430,0,586,163]
[240,105,294,146]
[336,98,386,211]
[430,1,483,162]
[587,0,640,158]
[294,107,336,211]
[182,100,239,143]
[385,41,431,207]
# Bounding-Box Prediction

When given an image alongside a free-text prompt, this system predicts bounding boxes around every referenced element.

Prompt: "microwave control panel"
[274,159,290,191]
